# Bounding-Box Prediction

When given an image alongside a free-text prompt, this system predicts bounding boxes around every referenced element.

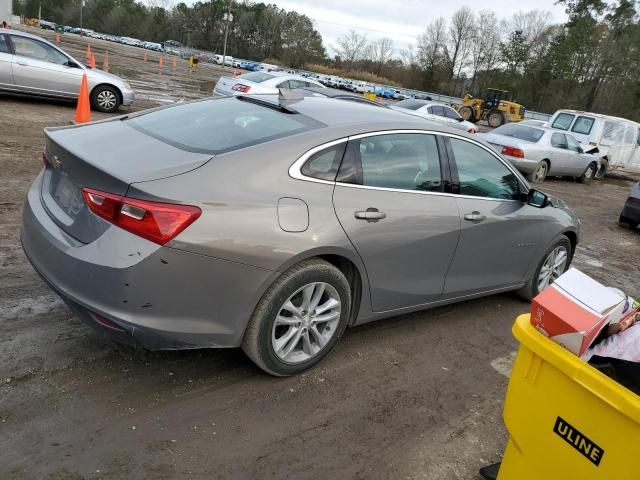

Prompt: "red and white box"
[530,268,625,356]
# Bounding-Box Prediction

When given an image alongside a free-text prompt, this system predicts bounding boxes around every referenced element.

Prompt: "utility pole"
[222,0,232,70]
[80,0,83,34]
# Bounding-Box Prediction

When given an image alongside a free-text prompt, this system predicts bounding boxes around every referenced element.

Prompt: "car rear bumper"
[504,156,539,174]
[21,171,277,350]
[621,198,640,223]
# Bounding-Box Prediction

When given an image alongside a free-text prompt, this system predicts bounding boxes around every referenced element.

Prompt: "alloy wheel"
[96,90,117,110]
[271,282,341,364]
[534,163,548,182]
[537,246,569,292]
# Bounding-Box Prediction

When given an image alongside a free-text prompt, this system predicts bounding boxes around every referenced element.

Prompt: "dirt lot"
[1,28,639,480]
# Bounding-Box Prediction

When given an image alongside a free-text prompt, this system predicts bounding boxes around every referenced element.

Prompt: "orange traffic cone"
[103,51,110,71]
[89,54,96,69]
[158,55,164,68]
[75,73,91,124]
[143,53,148,62]
[55,33,60,44]
[86,44,92,63]
[172,57,176,69]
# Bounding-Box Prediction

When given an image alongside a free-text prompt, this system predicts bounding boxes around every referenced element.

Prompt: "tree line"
[13,0,640,119]
[333,0,640,120]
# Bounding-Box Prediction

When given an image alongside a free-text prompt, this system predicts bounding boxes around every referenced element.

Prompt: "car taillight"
[468,128,477,134]
[82,188,201,246]
[232,84,251,93]
[501,146,525,158]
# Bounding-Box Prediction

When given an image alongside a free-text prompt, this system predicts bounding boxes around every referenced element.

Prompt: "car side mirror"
[527,189,549,208]
[65,60,80,68]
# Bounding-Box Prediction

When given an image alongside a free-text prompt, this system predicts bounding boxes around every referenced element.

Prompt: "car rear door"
[442,136,546,297]
[549,133,573,175]
[0,33,14,88]
[332,131,461,312]
[10,34,82,96]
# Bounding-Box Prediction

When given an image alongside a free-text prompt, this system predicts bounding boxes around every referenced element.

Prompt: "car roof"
[3,29,46,41]
[237,95,467,136]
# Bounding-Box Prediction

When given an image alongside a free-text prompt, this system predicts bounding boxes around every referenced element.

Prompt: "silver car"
[22,95,579,376]
[479,124,601,183]
[390,99,478,134]
[0,29,134,112]
[213,71,324,96]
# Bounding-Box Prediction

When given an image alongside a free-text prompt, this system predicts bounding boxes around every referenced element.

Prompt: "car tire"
[241,259,351,376]
[517,236,572,301]
[90,85,121,113]
[619,214,639,230]
[578,162,597,184]
[459,106,476,122]
[595,159,608,179]
[487,111,505,128]
[527,161,549,183]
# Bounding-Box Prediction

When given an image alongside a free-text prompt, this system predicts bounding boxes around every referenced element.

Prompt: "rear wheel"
[517,237,572,301]
[527,161,549,183]
[90,85,121,113]
[459,106,475,122]
[242,259,351,376]
[487,111,505,128]
[578,162,597,184]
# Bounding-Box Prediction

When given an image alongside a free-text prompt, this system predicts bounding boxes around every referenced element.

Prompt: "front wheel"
[242,259,351,376]
[578,162,597,184]
[90,85,121,113]
[595,159,608,179]
[487,111,505,128]
[517,237,572,301]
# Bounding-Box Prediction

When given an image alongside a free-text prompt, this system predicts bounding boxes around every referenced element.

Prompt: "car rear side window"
[128,97,322,154]
[449,138,519,200]
[571,116,595,135]
[551,113,575,130]
[0,34,9,54]
[301,143,346,181]
[340,133,442,192]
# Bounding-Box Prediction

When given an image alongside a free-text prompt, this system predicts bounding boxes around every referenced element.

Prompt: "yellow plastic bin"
[497,314,640,479]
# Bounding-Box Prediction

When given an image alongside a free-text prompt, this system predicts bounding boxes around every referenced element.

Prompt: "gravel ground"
[1,27,639,480]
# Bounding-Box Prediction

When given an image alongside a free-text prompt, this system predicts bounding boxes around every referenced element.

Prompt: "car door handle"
[16,61,28,66]
[463,211,486,222]
[355,208,386,222]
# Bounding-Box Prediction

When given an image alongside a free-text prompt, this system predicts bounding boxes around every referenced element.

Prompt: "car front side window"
[566,135,582,153]
[551,133,568,149]
[443,107,460,120]
[0,34,9,54]
[11,36,69,65]
[449,138,520,200]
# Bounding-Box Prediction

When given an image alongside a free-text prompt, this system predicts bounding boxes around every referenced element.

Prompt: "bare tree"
[416,17,447,87]
[368,37,394,74]
[399,44,416,67]
[333,29,368,67]
[501,10,553,61]
[469,10,501,92]
[448,6,475,94]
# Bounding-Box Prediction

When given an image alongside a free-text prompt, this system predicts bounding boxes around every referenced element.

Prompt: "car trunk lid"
[41,119,212,244]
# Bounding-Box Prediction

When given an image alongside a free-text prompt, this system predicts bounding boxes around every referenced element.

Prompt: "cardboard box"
[531,268,625,356]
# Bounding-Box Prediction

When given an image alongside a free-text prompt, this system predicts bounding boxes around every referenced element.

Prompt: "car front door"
[0,33,14,87]
[332,132,461,312]
[442,136,547,297]
[565,134,590,176]
[10,35,83,96]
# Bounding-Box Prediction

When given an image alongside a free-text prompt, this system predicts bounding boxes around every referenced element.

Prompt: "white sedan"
[213,72,325,96]
[389,100,478,133]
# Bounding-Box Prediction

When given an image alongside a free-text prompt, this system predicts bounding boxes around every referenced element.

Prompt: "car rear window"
[571,115,595,135]
[551,112,575,130]
[127,97,321,154]
[395,99,426,110]
[240,72,275,83]
[493,124,545,142]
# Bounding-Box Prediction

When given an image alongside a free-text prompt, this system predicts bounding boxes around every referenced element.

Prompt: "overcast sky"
[269,0,568,54]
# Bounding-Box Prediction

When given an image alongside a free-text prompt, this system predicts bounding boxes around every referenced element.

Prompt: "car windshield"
[239,72,275,83]
[395,99,427,110]
[127,97,321,154]
[493,124,545,143]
